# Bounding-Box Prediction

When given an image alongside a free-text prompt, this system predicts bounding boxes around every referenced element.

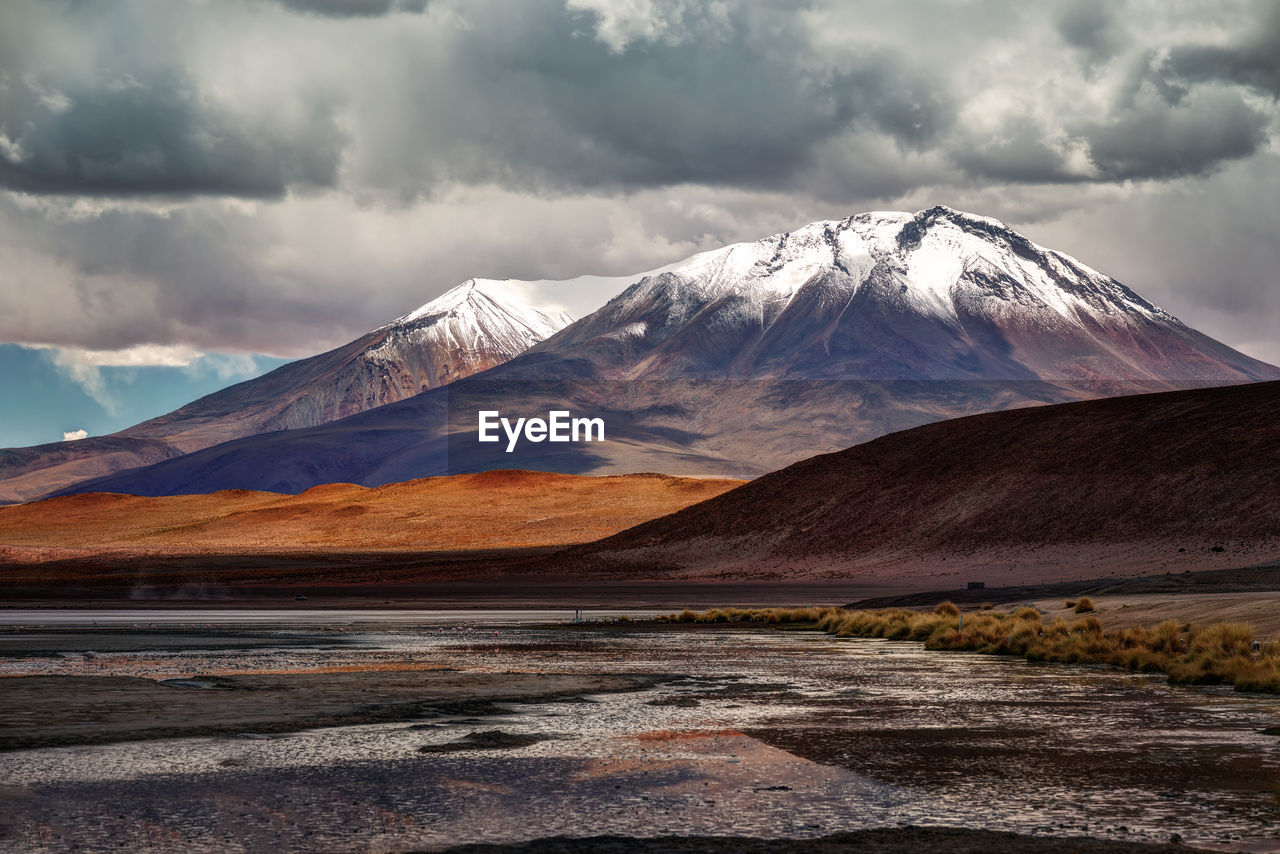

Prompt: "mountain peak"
[609,204,1164,334]
[0,275,577,503]
[42,205,1280,500]
[556,204,1275,388]
[918,203,998,223]
[390,278,572,339]
[897,204,1019,249]
[397,278,524,324]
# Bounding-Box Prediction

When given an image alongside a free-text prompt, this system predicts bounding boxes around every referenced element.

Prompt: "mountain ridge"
[52,205,1280,498]
[0,279,571,503]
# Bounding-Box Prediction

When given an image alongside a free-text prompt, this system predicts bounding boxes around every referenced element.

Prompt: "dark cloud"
[952,116,1086,184]
[0,69,342,197]
[1082,87,1270,181]
[0,0,1278,370]
[1162,3,1280,97]
[2,0,1276,199]
[1056,0,1123,66]
[954,48,1271,185]
[343,0,954,198]
[273,0,428,18]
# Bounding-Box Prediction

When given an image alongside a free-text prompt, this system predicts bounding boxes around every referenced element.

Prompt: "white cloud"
[48,357,115,415]
[25,344,206,416]
[24,76,74,114]
[62,429,88,441]
[0,130,28,164]
[565,0,711,53]
[184,352,262,382]
[47,344,205,368]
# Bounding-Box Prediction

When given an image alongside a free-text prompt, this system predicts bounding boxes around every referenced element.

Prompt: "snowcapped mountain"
[348,278,573,408]
[0,279,571,503]
[53,206,1280,497]
[538,205,1269,387]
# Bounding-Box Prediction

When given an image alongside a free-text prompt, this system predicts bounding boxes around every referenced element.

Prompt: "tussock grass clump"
[831,608,1280,694]
[1074,597,1096,613]
[817,607,961,642]
[663,605,1280,695]
[662,606,835,625]
[1064,600,1077,609]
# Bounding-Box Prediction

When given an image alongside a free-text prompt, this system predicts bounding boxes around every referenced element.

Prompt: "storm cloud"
[1162,2,1280,98]
[0,69,342,197]
[0,0,1278,365]
[274,0,429,17]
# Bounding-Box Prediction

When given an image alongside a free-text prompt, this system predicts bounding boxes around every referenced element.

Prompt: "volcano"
[57,206,1280,497]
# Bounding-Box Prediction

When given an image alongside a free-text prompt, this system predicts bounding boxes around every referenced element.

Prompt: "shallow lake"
[2,613,1278,852]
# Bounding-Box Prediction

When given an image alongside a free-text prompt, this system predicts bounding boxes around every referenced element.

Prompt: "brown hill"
[0,471,740,564]
[563,381,1280,587]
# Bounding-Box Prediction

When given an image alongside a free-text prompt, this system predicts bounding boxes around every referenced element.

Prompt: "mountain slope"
[560,380,1280,585]
[0,280,571,503]
[63,206,1280,497]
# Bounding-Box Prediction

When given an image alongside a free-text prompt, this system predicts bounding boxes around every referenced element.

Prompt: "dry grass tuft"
[662,607,834,626]
[663,605,1280,694]
[1074,596,1096,613]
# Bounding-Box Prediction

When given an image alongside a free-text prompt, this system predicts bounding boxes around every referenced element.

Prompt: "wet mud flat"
[2,619,1280,853]
[0,670,658,750]
[0,626,353,656]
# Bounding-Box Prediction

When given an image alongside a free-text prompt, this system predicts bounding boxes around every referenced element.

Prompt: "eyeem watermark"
[478,410,605,453]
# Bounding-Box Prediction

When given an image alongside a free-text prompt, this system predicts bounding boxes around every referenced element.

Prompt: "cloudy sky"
[1,0,1278,445]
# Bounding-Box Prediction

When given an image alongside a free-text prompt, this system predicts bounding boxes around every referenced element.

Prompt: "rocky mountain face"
[55,206,1280,497]
[0,280,570,503]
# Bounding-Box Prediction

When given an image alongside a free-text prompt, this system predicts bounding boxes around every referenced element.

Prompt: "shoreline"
[428,828,1200,853]
[2,562,1278,613]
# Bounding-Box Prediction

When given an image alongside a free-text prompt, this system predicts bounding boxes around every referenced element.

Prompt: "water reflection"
[2,621,1279,852]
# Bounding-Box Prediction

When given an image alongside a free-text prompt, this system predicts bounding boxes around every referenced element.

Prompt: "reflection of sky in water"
[4,623,1280,853]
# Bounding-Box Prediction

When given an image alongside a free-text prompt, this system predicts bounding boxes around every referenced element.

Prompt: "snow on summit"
[544,204,1275,388]
[375,278,574,364]
[381,205,1163,362]
[644,205,1172,330]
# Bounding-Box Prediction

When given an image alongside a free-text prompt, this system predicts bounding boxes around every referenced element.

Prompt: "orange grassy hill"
[0,470,743,563]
